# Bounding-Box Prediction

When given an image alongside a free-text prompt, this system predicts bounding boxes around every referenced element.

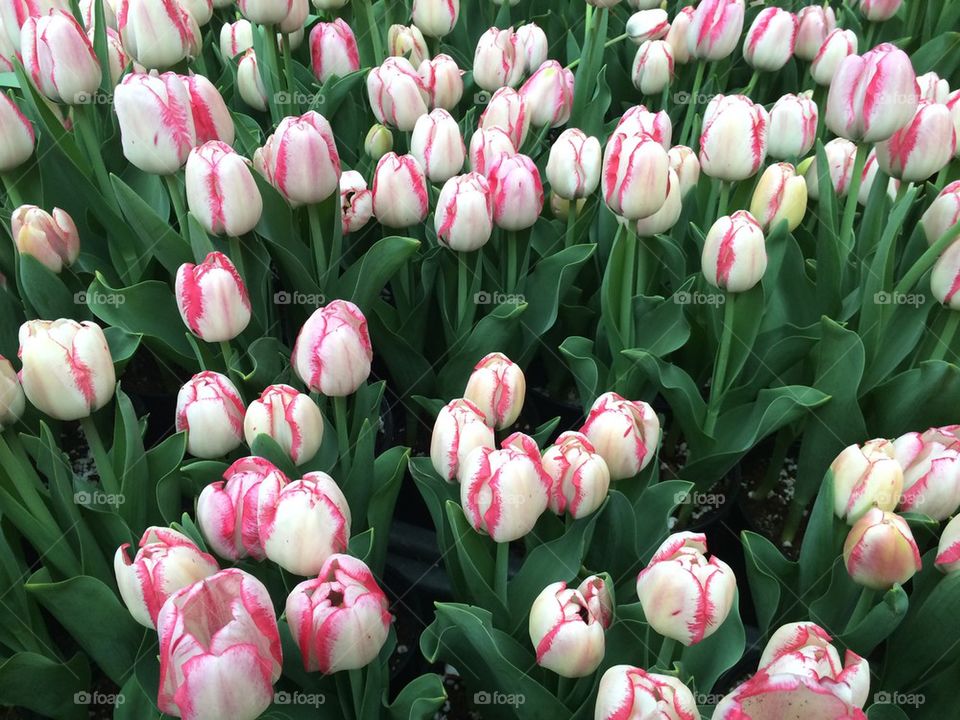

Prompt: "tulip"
[749,163,807,233]
[254,111,341,206]
[875,101,957,182]
[180,0,212,25]
[515,22,547,73]
[473,26,523,92]
[858,148,900,207]
[434,173,494,252]
[578,575,613,628]
[261,471,350,576]
[411,108,465,182]
[944,88,959,145]
[236,48,268,111]
[701,210,767,293]
[859,0,901,22]
[768,93,818,160]
[795,5,836,62]
[802,137,856,201]
[595,666,700,720]
[580,392,660,480]
[175,251,251,342]
[529,581,605,677]
[115,527,219,629]
[285,554,391,673]
[931,239,960,311]
[114,72,196,174]
[699,94,769,181]
[118,0,199,69]
[668,144,700,195]
[542,431,610,518]
[412,0,457,37]
[635,168,682,237]
[636,532,736,646]
[602,131,670,219]
[278,0,306,35]
[460,433,550,541]
[825,43,918,143]
[157,569,282,720]
[364,123,394,160]
[185,142,261,237]
[922,181,960,246]
[291,300,372,396]
[550,194,585,221]
[809,28,857,88]
[917,72,950,104]
[519,60,574,128]
[94,27,127,86]
[687,0,744,61]
[238,0,291,25]
[388,23,428,66]
[21,10,101,104]
[340,170,373,234]
[479,88,529,150]
[308,18,358,83]
[664,5,693,65]
[366,56,430,131]
[844,508,921,590]
[616,105,672,150]
[463,352,525,429]
[0,93,34,173]
[430,397,495,481]
[469,126,516,176]
[487,153,543,231]
[10,205,79,273]
[418,54,462,110]
[19,319,115,421]
[831,438,904,524]
[892,426,960,520]
[244,384,324,466]
[0,357,25,429]
[546,129,601,200]
[935,514,960,573]
[175,371,245,459]
[371,152,429,228]
[743,7,797,72]
[626,9,668,44]
[220,19,252,57]
[631,40,674,95]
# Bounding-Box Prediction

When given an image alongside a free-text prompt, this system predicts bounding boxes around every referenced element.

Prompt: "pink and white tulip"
[118,0,199,69]
[844,508,921,589]
[418,54,463,110]
[219,18,252,57]
[519,60,574,128]
[803,137,856,201]
[742,7,798,72]
[635,168,682,237]
[795,5,836,62]
[701,211,767,293]
[917,72,950,104]
[388,22,428,66]
[237,49,267,111]
[625,9,669,44]
[114,72,195,175]
[893,426,960,521]
[858,148,901,207]
[542,431,610,518]
[631,39,674,95]
[601,131,670,220]
[515,22,547,73]
[185,142,261,237]
[411,108,465,182]
[435,173,494,252]
[595,666,700,720]
[411,0,457,38]
[291,300,372,396]
[10,205,79,273]
[0,357,24,429]
[749,163,808,233]
[616,105,672,150]
[238,0,291,25]
[243,384,324,466]
[309,18,359,83]
[931,240,960,310]
[254,111,341,206]
[768,93,818,160]
[686,0,745,61]
[668,144,700,195]
[463,351,525,429]
[664,5,694,65]
[859,0,902,22]
[21,9,100,104]
[487,153,543,231]
[699,94,769,181]
[175,251,251,342]
[473,26,523,91]
[529,580,606,677]
[430,397,495,481]
[810,28,858,87]
[96,27,127,86]
[340,170,373,234]
[936,514,960,573]
[479,86,530,149]
[371,152,430,227]
[175,371,245,458]
[580,392,660,480]
[0,94,34,172]
[875,100,957,182]
[366,56,429,131]
[831,438,904,524]
[921,181,960,246]
[546,129,602,200]
[469,126,516,176]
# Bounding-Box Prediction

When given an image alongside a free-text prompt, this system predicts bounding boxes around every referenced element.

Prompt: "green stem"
[308,203,328,285]
[838,143,870,258]
[619,224,636,348]
[565,32,628,70]
[781,496,806,546]
[73,103,115,206]
[333,395,351,476]
[741,68,760,95]
[636,233,649,297]
[495,541,510,605]
[457,253,469,332]
[895,219,960,296]
[358,0,383,63]
[932,311,960,362]
[219,340,237,378]
[348,667,364,720]
[704,292,735,436]
[656,636,676,670]
[281,33,296,111]
[565,201,578,248]
[754,428,792,499]
[228,235,246,280]
[261,24,283,124]
[80,415,119,497]
[164,174,188,235]
[0,434,53,524]
[715,180,732,221]
[506,231,518,293]
[680,61,706,147]
[1,173,24,208]
[846,587,876,631]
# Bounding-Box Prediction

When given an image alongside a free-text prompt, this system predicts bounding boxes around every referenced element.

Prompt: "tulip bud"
[0,357,25,429]
[542,431,610,518]
[810,28,857,88]
[175,251,251,342]
[285,554,391,673]
[10,204,79,273]
[515,22,547,73]
[79,0,117,31]
[579,575,613,628]
[687,0,745,61]
[92,27,127,86]
[411,108,465,182]
[935,514,960,573]
[858,148,900,207]
[255,111,341,206]
[581,392,660,480]
[236,48,268,111]
[699,94,769,181]
[826,43,918,143]
[19,319,115,421]
[767,93,818,160]
[749,163,807,233]
[917,72,950,104]
[366,56,430,131]
[430,399,495,483]
[529,581,605,677]
[118,0,199,69]
[795,5,836,61]
[742,7,797,72]
[435,173,494,252]
[479,87,530,150]
[469,126,516,175]
[308,18,359,84]
[0,94,34,172]
[371,152,429,227]
[463,352,525,429]
[664,5,693,65]
[701,210,767,293]
[519,60,574,128]
[931,239,960,311]
[238,0,291,24]
[364,123,393,160]
[922,181,960,246]
[412,0,457,37]
[876,101,957,182]
[550,194,586,221]
[831,438,904,524]
[388,23,429,66]
[595,666,700,720]
[602,131,670,219]
[244,384,324,466]
[631,40,674,95]
[277,0,306,34]
[892,427,960,521]
[636,532,737,646]
[859,0,902,22]
[21,10,101,104]
[487,153,544,231]
[668,144,700,195]
[635,168,682,237]
[115,72,196,174]
[546,129,601,200]
[843,508,921,590]
[616,104,672,150]
[185,142,261,238]
[626,9,669,44]
[176,371,245,459]
[219,18,253,57]
[340,169,373,234]
[473,26,523,92]
[803,137,856,201]
[178,0,212,25]
[418,54,463,110]
[292,300,372,396]
[115,527,219,628]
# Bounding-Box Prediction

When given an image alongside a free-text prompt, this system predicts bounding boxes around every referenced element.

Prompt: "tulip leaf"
[866,705,910,720]
[560,335,605,412]
[863,361,960,438]
[250,433,299,479]
[387,673,447,720]
[333,235,421,313]
[633,480,693,563]
[347,527,375,563]
[147,431,188,525]
[679,589,747,694]
[0,651,90,720]
[911,32,960,76]
[114,670,163,720]
[104,326,141,373]
[18,254,81,321]
[798,474,847,594]
[838,585,909,657]
[366,446,410,574]
[444,501,505,618]
[813,139,842,316]
[741,530,798,635]
[110,174,192,276]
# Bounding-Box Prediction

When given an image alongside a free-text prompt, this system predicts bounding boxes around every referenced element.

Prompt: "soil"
[738,445,811,559]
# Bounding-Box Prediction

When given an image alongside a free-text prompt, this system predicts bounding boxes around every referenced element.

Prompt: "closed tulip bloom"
[580,392,660,480]
[479,87,530,149]
[185,142,261,237]
[255,111,341,206]
[687,0,744,61]
[515,22,547,73]
[469,126,516,175]
[749,163,807,233]
[768,93,818,160]
[664,5,693,65]
[743,7,798,72]
[175,251,251,341]
[546,129,601,200]
[935,514,960,573]
[947,88,960,142]
[285,554,391,673]
[488,153,543,230]
[176,371,245,459]
[519,60,574,128]
[0,357,23,429]
[277,0,306,34]
[626,9,669,44]
[291,300,372,396]
[418,54,463,110]
[635,168,682,236]
[825,43,918,143]
[430,397,495,481]
[632,40,674,95]
[340,170,373,234]
[699,94,769,181]
[412,0,457,37]
[118,0,199,69]
[917,72,950,104]
[178,0,211,25]
[371,152,429,227]
[579,574,613,628]
[19,319,115,421]
[893,427,960,520]
[114,72,195,174]
[810,28,857,87]
[921,181,960,246]
[595,666,701,720]
[602,131,670,219]
[115,527,219,629]
[0,94,34,172]
[411,108,465,182]
[930,239,960,311]
[10,205,79,273]
[157,569,282,720]
[237,49,268,111]
[616,105,672,150]
[364,123,394,160]
[701,211,767,293]
[859,0,901,22]
[542,431,610,518]
[237,0,291,24]
[636,532,736,646]
[21,10,100,104]
[388,23,428,66]
[875,101,957,182]
[668,144,700,195]
[366,57,429,131]
[831,438,904,524]
[260,472,350,576]
[220,19,252,57]
[473,26,523,91]
[95,27,127,86]
[435,173,494,251]
[309,19,359,82]
[843,508,921,590]
[858,148,900,207]
[244,384,324,466]
[529,581,605,677]
[463,351,525,429]
[794,5,836,61]
[803,137,856,201]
